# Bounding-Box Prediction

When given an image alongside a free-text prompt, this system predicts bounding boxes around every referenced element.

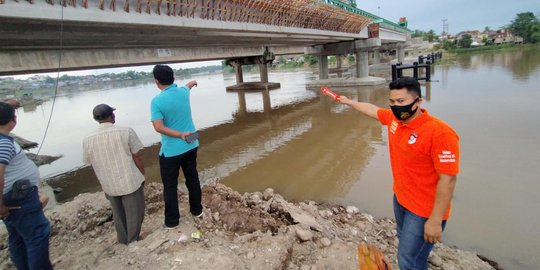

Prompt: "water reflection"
[455,46,540,80]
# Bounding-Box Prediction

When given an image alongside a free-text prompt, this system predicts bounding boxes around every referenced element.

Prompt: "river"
[7,46,540,269]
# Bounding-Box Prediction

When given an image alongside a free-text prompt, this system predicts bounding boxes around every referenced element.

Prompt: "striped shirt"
[83,123,145,196]
[0,133,40,194]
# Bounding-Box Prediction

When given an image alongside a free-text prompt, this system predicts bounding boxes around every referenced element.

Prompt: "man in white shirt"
[83,104,146,244]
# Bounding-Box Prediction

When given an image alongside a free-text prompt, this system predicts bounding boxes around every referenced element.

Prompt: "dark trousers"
[159,148,202,227]
[105,184,145,244]
[2,187,52,270]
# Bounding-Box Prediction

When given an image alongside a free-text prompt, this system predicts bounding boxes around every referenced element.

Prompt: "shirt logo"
[390,120,398,134]
[408,132,418,144]
[438,150,456,163]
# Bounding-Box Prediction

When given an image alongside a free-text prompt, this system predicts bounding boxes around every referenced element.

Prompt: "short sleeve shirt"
[150,84,198,157]
[377,108,460,219]
[83,123,145,196]
[0,134,40,194]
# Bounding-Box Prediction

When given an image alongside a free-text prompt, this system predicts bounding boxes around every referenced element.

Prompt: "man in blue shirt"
[151,64,203,229]
[0,102,52,269]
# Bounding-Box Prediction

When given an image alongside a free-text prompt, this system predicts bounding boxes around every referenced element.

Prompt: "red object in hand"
[321,86,340,101]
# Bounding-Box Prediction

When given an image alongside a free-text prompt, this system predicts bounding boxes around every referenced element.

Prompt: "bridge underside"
[0,0,379,75]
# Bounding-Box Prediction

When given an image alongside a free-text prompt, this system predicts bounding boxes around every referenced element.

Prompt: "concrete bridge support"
[305,38,386,87]
[373,51,381,64]
[397,42,407,63]
[226,54,280,91]
[318,55,329,80]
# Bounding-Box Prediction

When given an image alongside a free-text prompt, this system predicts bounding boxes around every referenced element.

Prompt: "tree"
[458,34,473,48]
[509,12,540,43]
[424,29,437,42]
[483,26,491,33]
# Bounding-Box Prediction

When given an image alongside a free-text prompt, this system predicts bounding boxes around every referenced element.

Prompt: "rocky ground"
[0,183,495,270]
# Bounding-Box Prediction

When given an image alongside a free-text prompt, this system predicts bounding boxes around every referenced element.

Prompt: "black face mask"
[390,97,419,120]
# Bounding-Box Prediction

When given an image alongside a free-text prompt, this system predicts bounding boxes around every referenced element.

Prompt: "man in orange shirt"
[339,77,459,270]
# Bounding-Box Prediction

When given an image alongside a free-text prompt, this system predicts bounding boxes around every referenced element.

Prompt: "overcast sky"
[356,0,540,34]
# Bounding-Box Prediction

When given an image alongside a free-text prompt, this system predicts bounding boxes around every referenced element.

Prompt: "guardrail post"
[413,62,419,79]
[426,61,431,81]
[391,64,397,81]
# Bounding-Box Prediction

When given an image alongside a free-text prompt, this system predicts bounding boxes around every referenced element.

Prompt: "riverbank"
[1,183,495,269]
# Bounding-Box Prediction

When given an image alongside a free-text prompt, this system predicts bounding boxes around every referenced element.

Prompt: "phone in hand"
[185,132,199,143]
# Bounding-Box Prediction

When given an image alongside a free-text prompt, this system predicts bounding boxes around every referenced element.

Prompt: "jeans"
[2,187,52,270]
[393,195,446,270]
[159,148,202,227]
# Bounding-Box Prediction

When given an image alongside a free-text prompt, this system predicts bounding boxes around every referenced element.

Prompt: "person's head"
[0,102,17,131]
[153,64,175,88]
[388,77,422,121]
[3,99,20,109]
[92,104,116,123]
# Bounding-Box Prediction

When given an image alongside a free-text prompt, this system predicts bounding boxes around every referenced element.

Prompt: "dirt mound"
[0,183,495,270]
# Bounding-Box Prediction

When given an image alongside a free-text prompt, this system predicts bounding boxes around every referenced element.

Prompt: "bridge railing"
[318,0,411,33]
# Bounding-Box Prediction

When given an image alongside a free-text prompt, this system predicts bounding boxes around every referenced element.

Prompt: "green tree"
[45,76,56,84]
[411,29,424,38]
[483,26,491,33]
[424,30,438,42]
[442,40,456,50]
[458,34,473,48]
[529,22,540,43]
[509,12,540,43]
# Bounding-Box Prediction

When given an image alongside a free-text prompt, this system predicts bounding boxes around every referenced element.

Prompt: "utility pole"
[442,19,448,37]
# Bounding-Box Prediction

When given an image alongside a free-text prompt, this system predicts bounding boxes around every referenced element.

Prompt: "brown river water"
[6,46,540,269]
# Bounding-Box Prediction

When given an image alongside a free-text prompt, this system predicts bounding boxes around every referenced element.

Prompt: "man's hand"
[179,132,189,140]
[338,95,352,105]
[186,80,198,89]
[424,218,443,244]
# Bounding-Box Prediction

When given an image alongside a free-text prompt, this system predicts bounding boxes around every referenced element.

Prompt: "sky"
[356,0,540,34]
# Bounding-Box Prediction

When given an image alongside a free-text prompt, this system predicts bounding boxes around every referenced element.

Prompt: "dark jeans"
[105,184,145,244]
[2,187,52,270]
[393,195,446,270]
[159,148,202,227]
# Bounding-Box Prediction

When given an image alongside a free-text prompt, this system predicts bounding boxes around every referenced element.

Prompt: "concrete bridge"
[0,0,410,86]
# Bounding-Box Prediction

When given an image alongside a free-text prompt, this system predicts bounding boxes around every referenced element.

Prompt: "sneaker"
[192,211,203,219]
[162,224,178,230]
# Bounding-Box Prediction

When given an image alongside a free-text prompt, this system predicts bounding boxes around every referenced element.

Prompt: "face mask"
[390,97,419,120]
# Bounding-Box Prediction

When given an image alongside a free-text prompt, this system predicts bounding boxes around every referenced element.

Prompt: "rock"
[148,239,167,251]
[300,265,310,270]
[212,212,220,222]
[429,252,443,267]
[346,206,359,214]
[263,188,274,200]
[295,227,314,242]
[246,252,255,259]
[320,238,331,247]
[284,203,323,232]
[318,210,333,218]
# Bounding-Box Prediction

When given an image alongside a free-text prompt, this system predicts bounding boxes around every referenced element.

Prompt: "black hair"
[388,77,421,97]
[153,64,174,85]
[0,102,15,125]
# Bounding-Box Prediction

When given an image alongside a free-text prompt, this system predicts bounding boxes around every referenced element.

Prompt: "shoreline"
[1,182,496,269]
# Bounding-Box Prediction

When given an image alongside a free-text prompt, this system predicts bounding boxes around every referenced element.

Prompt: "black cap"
[92,104,115,120]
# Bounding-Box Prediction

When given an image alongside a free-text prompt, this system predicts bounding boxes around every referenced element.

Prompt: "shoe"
[192,211,203,219]
[162,224,178,230]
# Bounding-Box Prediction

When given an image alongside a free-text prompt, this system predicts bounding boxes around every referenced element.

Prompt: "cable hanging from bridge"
[35,5,63,157]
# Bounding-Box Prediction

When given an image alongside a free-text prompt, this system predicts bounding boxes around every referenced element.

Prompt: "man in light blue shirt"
[151,64,203,229]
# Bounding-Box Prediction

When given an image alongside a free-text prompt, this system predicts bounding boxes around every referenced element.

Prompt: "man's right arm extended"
[338,96,380,119]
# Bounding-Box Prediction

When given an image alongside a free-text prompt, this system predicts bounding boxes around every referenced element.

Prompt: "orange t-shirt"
[377,108,459,220]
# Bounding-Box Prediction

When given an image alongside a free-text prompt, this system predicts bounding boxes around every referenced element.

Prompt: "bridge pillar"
[318,55,329,79]
[258,62,269,83]
[231,62,244,84]
[225,55,280,91]
[355,50,369,78]
[397,42,407,63]
[373,51,381,64]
